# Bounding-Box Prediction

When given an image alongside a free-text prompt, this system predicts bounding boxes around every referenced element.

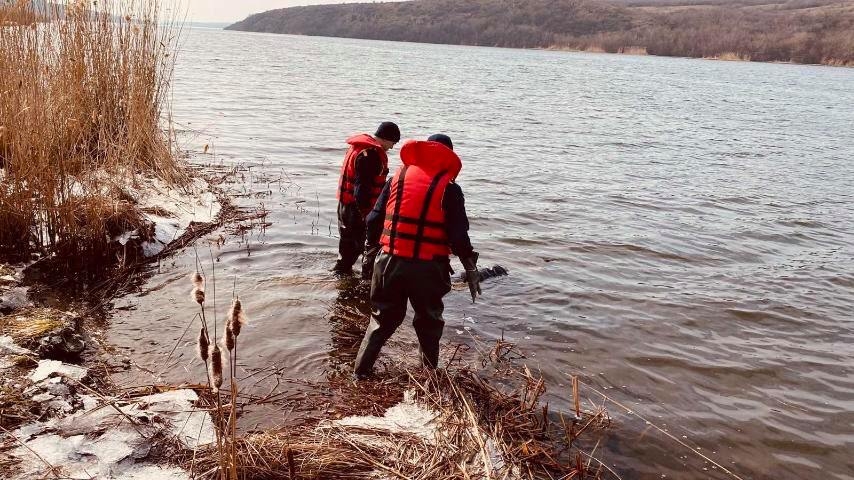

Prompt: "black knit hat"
[428,133,453,150]
[375,122,401,143]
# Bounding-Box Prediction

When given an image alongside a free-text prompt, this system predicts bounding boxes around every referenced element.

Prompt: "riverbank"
[1,222,612,478]
[0,170,226,477]
[225,0,854,67]
[1,146,612,477]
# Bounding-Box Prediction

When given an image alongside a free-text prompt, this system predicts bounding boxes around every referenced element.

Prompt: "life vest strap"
[381,228,448,246]
[388,214,444,229]
[386,165,409,255]
[412,170,448,260]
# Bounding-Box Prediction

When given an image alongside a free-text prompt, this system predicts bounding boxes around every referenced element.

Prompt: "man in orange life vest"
[354,134,482,378]
[333,122,401,276]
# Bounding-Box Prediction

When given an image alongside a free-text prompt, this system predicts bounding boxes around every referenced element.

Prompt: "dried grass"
[0,307,71,344]
[0,0,183,270]
[183,339,612,480]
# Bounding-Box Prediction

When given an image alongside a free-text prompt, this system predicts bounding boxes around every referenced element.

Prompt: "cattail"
[191,272,205,305]
[210,345,223,391]
[226,297,247,337]
[223,325,235,352]
[197,327,209,362]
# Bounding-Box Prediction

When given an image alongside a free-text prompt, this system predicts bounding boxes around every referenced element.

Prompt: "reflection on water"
[107,27,854,479]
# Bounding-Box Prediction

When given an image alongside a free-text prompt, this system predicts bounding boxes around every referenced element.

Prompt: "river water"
[108,28,854,479]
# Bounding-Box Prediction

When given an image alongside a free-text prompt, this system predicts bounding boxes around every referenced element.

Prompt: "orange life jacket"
[337,134,389,209]
[381,140,463,261]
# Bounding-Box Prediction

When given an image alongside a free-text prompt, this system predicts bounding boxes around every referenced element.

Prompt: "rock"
[43,399,75,414]
[45,381,71,397]
[36,324,86,359]
[31,392,54,402]
[2,308,86,359]
[0,286,32,313]
[29,359,87,383]
[0,335,33,356]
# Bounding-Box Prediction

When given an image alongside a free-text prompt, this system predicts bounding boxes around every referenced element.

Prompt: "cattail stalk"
[191,271,212,387]
[224,293,247,477]
[225,297,248,382]
[197,327,211,386]
[192,266,228,480]
[227,297,245,337]
[210,345,223,392]
[223,325,235,352]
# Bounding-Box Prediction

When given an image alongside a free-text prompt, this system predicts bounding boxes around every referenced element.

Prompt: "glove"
[460,252,482,303]
[362,243,380,281]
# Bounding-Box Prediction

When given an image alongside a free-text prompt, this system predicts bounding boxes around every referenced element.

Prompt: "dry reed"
[0,0,183,271]
[183,336,612,480]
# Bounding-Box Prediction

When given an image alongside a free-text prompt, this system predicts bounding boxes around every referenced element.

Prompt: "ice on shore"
[113,176,221,257]
[333,390,439,440]
[29,359,88,382]
[9,388,209,480]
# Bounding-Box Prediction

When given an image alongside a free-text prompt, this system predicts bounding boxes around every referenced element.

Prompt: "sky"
[166,0,394,23]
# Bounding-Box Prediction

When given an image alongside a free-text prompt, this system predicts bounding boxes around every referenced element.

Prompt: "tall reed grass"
[0,0,183,270]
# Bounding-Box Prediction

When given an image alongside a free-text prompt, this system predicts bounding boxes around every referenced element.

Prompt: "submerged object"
[453,265,509,284]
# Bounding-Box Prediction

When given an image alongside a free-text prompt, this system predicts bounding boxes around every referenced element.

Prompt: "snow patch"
[29,359,88,382]
[9,389,209,479]
[0,285,32,311]
[131,177,221,257]
[123,389,216,448]
[14,433,88,466]
[333,390,438,440]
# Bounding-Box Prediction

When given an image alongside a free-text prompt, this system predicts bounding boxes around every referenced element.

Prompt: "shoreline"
[220,28,854,68]
[1,163,611,479]
[0,167,231,477]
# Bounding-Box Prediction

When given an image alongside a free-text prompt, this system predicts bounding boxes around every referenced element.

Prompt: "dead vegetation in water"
[178,279,612,480]
[182,358,612,479]
[0,0,182,272]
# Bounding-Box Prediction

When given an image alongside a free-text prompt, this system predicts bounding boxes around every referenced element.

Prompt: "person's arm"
[442,182,475,259]
[354,149,383,214]
[366,180,391,247]
[443,182,481,302]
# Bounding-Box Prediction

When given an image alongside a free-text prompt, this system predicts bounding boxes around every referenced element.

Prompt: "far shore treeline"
[226,0,854,66]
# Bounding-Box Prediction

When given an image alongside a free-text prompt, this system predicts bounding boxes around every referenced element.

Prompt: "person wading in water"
[333,121,401,277]
[354,134,482,379]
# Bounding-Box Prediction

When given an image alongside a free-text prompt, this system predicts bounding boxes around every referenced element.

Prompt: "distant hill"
[1,1,68,23]
[226,0,854,66]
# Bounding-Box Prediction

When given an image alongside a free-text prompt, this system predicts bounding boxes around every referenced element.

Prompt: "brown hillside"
[226,0,854,65]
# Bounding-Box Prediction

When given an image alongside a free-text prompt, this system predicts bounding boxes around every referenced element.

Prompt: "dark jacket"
[352,149,385,212]
[366,179,475,259]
